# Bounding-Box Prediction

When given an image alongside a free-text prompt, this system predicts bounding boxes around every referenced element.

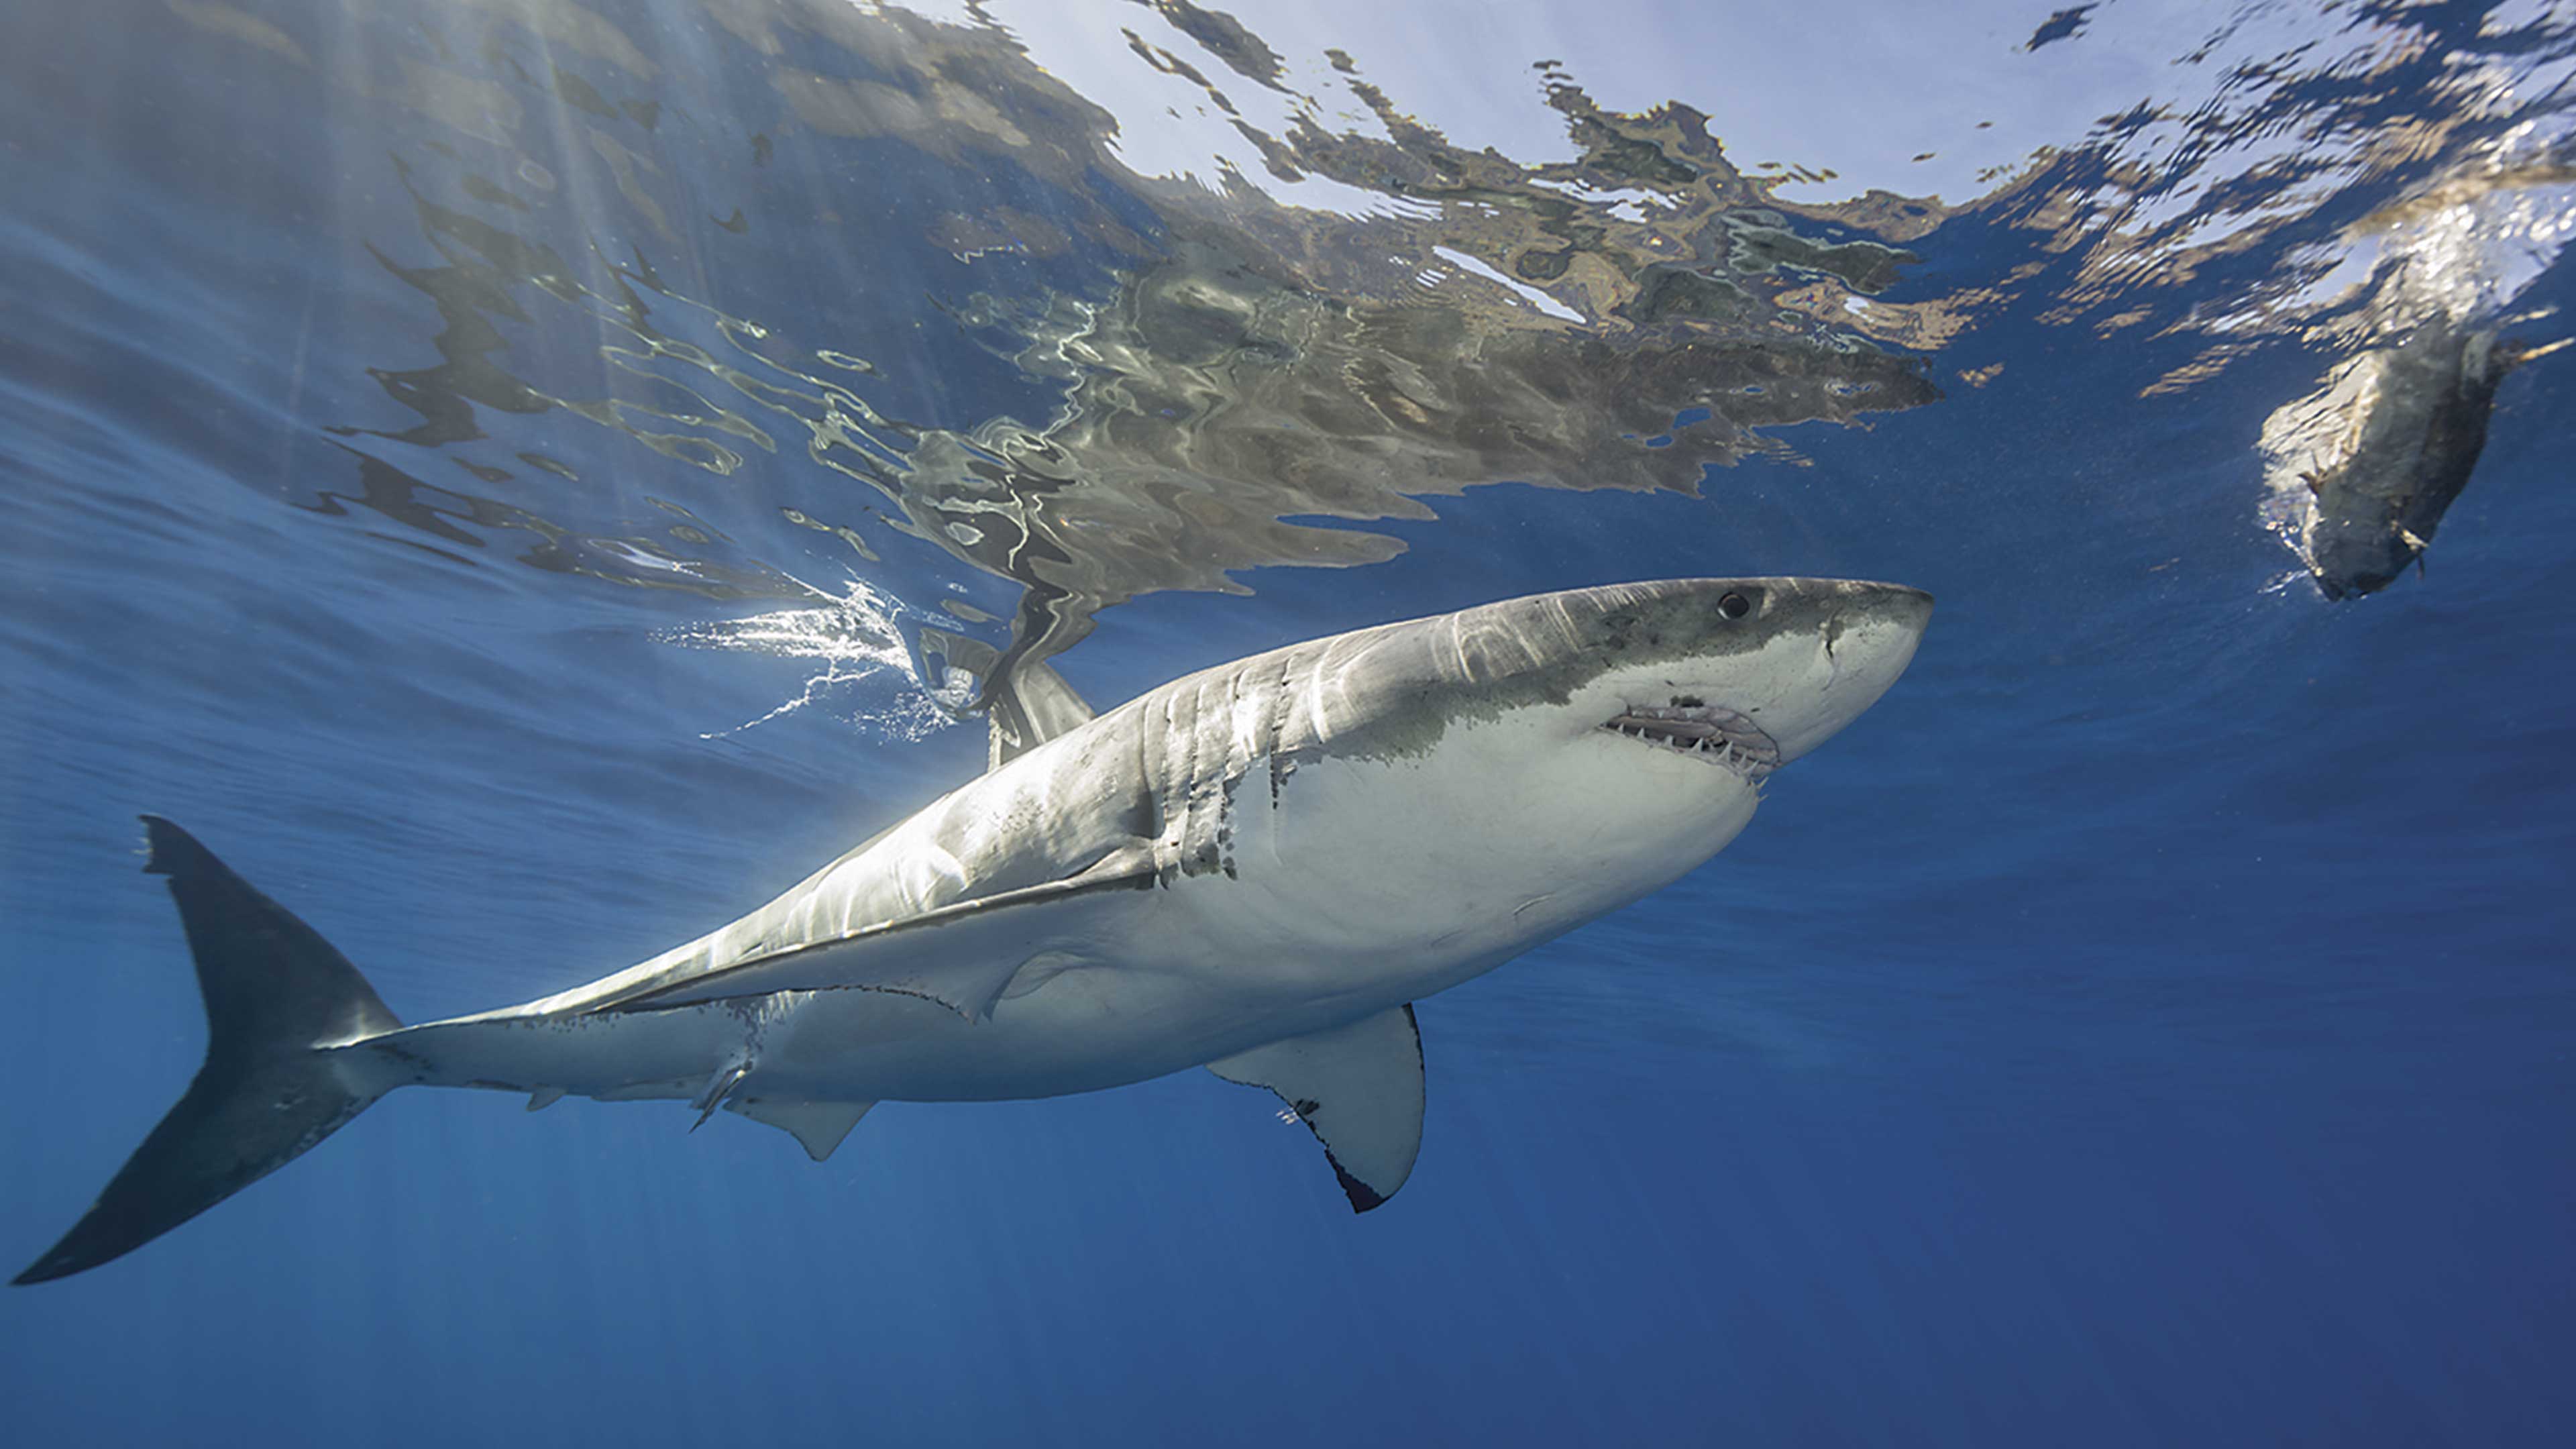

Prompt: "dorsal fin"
[918,627,1096,770]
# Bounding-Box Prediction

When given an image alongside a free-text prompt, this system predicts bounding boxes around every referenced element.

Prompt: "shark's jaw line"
[1600,703,1783,782]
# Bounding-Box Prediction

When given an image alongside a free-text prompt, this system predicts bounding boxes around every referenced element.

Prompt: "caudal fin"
[13,817,402,1285]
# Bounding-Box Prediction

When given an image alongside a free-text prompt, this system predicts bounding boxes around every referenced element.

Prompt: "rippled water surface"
[5,1,2574,1443]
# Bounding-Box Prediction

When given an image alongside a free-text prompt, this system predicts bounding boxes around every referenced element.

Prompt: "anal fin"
[1209,1005,1424,1212]
[729,1098,875,1162]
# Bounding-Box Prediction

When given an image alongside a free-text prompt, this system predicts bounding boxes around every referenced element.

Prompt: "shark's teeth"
[1599,704,1781,780]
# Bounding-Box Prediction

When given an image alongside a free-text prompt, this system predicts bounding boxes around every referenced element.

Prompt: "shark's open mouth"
[1601,704,1782,781]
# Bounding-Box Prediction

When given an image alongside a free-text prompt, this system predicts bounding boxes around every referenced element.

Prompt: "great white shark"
[17,577,1929,1283]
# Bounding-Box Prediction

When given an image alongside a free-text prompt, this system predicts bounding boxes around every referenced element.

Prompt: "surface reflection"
[153,0,2576,701]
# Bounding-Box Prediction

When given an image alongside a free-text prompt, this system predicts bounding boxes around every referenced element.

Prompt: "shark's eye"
[1718,592,1751,620]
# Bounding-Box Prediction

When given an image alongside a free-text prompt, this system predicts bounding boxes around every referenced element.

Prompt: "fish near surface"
[15,577,1931,1283]
[2263,319,2558,600]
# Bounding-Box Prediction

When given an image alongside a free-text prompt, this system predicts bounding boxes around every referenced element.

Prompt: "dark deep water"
[4,1,2573,1443]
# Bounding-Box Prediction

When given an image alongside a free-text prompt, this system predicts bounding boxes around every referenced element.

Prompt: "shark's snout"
[1764,582,1932,765]
[1580,578,1929,779]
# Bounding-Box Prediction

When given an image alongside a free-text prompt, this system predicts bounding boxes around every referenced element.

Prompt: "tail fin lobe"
[141,814,399,1053]
[14,818,400,1285]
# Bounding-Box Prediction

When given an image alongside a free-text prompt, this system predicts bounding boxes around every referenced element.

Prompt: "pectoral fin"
[596,848,1156,1020]
[729,1098,875,1162]
[1210,1005,1424,1212]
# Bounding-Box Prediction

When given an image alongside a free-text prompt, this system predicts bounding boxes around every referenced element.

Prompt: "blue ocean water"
[4,1,2573,1443]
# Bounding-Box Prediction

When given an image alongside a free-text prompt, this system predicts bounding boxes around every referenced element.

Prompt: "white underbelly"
[385,888,1440,1106]
[382,744,1756,1108]
[762,869,1470,1100]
